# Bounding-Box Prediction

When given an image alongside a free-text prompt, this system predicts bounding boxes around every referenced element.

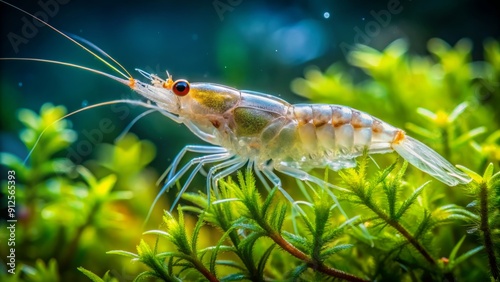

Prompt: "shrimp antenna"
[0,58,131,85]
[0,57,156,164]
[0,0,132,80]
[66,32,131,78]
[23,100,162,165]
[115,109,157,143]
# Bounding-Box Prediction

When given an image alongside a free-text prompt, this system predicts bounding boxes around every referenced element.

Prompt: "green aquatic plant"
[107,169,365,281]
[0,104,159,281]
[458,164,500,280]
[2,38,500,281]
[97,157,497,281]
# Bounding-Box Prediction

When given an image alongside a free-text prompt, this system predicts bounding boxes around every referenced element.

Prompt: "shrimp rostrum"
[1,1,471,217]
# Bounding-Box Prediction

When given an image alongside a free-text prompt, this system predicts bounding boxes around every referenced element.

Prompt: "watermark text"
[212,0,243,21]
[5,170,17,274]
[7,0,71,53]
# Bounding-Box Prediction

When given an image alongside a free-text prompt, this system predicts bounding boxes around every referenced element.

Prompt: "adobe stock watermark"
[339,0,404,58]
[7,0,71,54]
[212,0,243,21]
[66,104,130,164]
[5,170,17,275]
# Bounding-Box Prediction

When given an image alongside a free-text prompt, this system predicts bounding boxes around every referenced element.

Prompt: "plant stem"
[365,199,437,265]
[192,258,219,282]
[239,178,367,281]
[479,181,499,280]
[263,226,368,282]
[59,201,99,271]
[144,251,175,281]
[215,206,260,278]
[441,128,451,159]
[389,217,436,266]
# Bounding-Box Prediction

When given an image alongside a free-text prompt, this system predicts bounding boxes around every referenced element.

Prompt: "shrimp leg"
[259,165,307,216]
[169,153,235,211]
[147,152,231,221]
[165,145,228,183]
[206,156,246,198]
[274,163,352,220]
[253,161,273,192]
[275,163,349,193]
[209,158,247,198]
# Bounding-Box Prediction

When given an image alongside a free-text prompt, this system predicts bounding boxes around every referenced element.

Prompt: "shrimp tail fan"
[392,135,471,186]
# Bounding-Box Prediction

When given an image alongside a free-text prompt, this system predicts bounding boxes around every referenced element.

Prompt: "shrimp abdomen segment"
[247,104,398,170]
[293,105,397,155]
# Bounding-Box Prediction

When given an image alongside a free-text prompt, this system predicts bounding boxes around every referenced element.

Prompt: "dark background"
[1,0,499,168]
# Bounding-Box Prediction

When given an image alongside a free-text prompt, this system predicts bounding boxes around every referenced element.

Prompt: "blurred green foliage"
[1,38,500,281]
[0,105,162,281]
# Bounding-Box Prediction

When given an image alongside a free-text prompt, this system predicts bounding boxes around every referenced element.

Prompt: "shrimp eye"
[172,80,190,96]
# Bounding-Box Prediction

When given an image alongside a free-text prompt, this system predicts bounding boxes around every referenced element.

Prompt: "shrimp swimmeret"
[2,1,471,215]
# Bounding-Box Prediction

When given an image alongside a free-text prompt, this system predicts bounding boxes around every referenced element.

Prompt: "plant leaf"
[77,267,105,282]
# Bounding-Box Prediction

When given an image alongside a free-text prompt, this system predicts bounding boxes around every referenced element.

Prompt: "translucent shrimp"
[1,1,471,219]
[131,75,472,189]
[130,74,472,220]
